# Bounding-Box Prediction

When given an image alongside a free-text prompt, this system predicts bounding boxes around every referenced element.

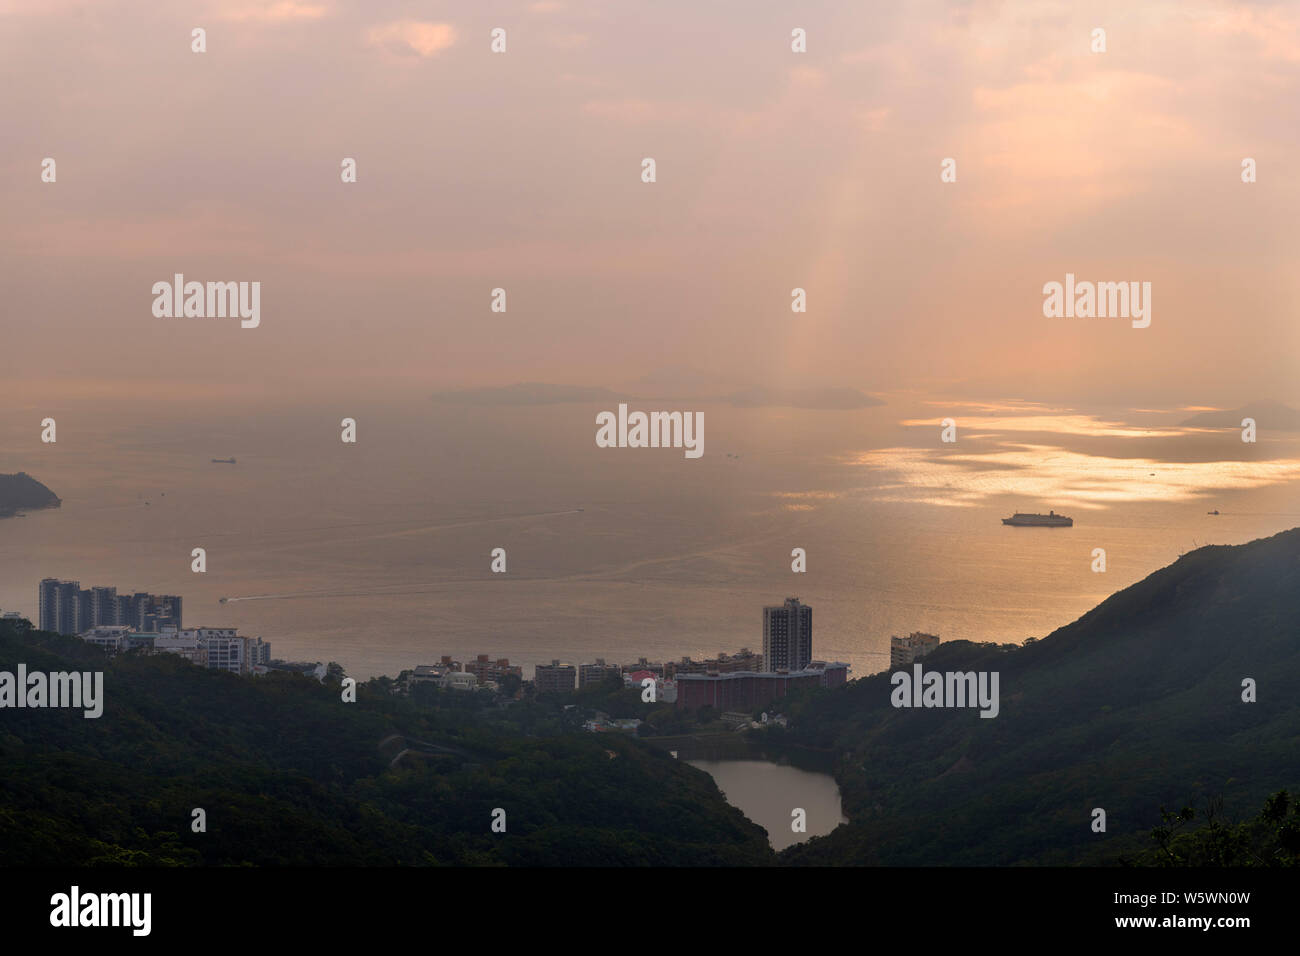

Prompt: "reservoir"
[684,749,848,851]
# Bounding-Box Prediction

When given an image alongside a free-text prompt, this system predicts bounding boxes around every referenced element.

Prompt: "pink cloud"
[216,1,329,22]
[366,20,457,59]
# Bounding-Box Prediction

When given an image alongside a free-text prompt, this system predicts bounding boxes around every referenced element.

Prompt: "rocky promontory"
[0,472,61,517]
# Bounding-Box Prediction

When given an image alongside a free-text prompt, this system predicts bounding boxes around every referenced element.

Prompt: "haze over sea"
[3,393,1297,680]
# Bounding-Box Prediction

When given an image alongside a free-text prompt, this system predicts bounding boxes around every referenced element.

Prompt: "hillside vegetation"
[0,622,771,866]
[777,528,1300,865]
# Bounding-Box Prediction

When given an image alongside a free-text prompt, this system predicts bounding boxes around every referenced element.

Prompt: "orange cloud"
[367,20,457,59]
[216,1,329,22]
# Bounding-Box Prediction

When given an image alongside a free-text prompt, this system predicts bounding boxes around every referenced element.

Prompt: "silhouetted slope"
[778,529,1300,865]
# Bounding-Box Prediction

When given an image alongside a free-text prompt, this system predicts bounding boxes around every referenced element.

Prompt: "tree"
[498,672,522,699]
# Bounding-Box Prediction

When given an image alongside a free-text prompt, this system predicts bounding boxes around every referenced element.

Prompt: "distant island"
[717,386,885,410]
[432,383,624,406]
[1179,401,1300,430]
[0,472,60,518]
[432,382,885,410]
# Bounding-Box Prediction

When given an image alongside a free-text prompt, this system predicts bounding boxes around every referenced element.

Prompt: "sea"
[2,394,1296,680]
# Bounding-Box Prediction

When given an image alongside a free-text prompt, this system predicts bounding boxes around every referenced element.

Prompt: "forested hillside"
[0,621,772,866]
[777,528,1300,865]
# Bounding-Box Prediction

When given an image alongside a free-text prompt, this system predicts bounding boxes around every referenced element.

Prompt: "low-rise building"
[670,648,765,677]
[248,636,271,666]
[465,654,523,686]
[408,664,450,688]
[263,660,326,681]
[154,634,206,666]
[622,671,676,703]
[579,658,621,687]
[890,632,941,669]
[675,661,849,712]
[623,669,657,687]
[124,632,157,652]
[184,628,244,674]
[79,625,133,652]
[125,626,271,675]
[442,671,479,692]
[619,657,665,678]
[78,626,159,655]
[534,659,576,695]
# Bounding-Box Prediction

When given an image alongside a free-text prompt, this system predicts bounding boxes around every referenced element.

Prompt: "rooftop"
[676,662,850,682]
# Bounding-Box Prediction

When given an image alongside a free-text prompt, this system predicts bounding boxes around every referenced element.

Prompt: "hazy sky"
[3,0,1297,410]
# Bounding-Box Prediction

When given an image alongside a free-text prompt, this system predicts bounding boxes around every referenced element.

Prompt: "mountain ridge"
[776,528,1300,865]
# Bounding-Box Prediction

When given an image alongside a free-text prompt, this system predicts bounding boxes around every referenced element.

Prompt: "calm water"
[686,758,847,850]
[2,395,1296,679]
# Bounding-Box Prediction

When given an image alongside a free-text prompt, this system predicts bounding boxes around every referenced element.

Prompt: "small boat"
[211,457,236,464]
[1207,509,1220,515]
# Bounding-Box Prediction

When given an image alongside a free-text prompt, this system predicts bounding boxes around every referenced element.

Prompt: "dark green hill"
[0,472,60,517]
[777,528,1300,866]
[0,623,772,866]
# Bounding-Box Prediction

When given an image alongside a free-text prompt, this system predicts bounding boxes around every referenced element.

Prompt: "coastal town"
[10,583,957,730]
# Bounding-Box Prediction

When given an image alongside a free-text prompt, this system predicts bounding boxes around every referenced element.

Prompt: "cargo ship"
[1002,510,1073,527]
[211,457,236,464]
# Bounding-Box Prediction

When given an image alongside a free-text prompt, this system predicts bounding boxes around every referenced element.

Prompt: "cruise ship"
[1002,510,1073,527]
